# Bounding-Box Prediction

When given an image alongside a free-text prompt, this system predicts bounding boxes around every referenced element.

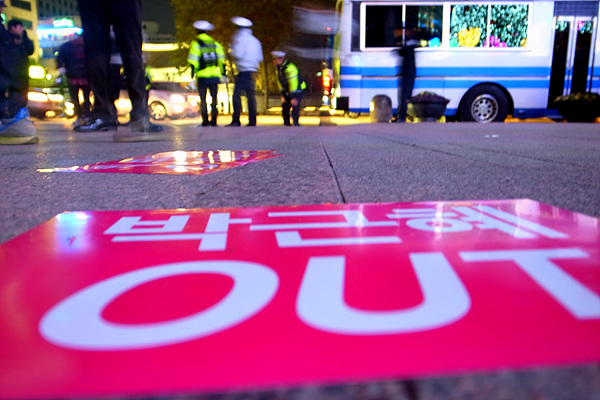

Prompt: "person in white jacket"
[227,16,263,127]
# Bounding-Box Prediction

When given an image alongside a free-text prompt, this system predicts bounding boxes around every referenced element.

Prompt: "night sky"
[142,0,176,34]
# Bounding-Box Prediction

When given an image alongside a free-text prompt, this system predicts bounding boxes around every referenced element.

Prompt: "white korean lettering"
[275,231,401,247]
[474,205,568,238]
[460,248,600,319]
[453,206,537,238]
[104,216,190,234]
[296,253,471,334]
[250,210,399,231]
[111,233,227,251]
[39,261,279,350]
[204,213,252,233]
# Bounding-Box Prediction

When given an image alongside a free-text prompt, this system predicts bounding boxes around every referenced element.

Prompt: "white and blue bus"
[329,0,600,122]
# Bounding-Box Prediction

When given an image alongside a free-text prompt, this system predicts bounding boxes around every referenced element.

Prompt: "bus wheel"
[346,111,361,119]
[461,85,508,123]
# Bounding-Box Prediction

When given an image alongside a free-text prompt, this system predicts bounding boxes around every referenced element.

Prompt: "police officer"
[272,51,306,126]
[228,17,262,127]
[187,20,225,127]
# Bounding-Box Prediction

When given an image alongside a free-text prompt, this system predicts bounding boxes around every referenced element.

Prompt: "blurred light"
[65,101,75,109]
[28,92,48,102]
[142,43,178,51]
[45,111,57,118]
[173,105,184,113]
[65,108,75,116]
[170,94,186,103]
[29,66,45,79]
[48,93,64,102]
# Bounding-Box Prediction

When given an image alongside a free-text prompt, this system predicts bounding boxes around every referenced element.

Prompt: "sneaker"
[0,108,39,145]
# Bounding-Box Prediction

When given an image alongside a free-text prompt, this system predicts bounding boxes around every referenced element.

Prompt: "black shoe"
[293,122,301,126]
[245,123,256,127]
[130,120,164,133]
[226,121,241,127]
[74,118,118,132]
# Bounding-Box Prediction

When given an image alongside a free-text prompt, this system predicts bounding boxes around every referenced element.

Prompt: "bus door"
[548,13,598,105]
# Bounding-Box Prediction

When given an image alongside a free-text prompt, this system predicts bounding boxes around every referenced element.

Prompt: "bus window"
[489,4,529,47]
[405,5,443,47]
[365,5,402,48]
[450,4,488,47]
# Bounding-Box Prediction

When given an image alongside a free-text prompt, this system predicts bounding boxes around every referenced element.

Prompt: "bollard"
[369,95,392,123]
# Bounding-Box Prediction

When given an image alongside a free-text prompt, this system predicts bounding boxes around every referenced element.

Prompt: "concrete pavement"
[1,117,599,399]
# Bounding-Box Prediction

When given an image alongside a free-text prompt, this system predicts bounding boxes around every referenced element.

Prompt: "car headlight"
[170,94,186,103]
[28,92,49,102]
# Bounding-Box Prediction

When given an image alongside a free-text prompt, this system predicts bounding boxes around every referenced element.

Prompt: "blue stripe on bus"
[341,66,552,77]
[340,79,550,89]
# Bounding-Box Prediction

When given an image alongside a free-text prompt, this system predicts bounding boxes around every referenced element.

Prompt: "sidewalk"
[1,119,599,400]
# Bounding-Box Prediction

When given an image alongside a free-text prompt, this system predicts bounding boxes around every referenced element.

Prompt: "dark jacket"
[56,37,88,80]
[2,29,34,78]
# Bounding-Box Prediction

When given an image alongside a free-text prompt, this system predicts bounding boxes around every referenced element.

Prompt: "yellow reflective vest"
[187,33,225,79]
[276,59,307,97]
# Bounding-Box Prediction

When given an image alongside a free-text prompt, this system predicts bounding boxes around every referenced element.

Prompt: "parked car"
[26,88,64,119]
[116,81,198,120]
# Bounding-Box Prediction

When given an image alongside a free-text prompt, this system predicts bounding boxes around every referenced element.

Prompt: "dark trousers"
[77,0,148,123]
[282,94,303,126]
[198,79,218,125]
[397,75,415,122]
[231,71,256,125]
[0,71,28,119]
[68,82,91,118]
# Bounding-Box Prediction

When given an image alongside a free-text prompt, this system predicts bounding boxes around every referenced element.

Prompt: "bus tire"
[460,85,508,123]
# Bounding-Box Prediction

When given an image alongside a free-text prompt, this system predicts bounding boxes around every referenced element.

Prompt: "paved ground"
[1,116,599,399]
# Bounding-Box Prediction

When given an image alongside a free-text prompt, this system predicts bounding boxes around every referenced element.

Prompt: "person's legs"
[281,97,291,126]
[77,0,113,122]
[245,72,257,125]
[68,83,82,117]
[81,84,92,117]
[6,74,28,118]
[109,0,148,124]
[291,95,302,126]
[208,82,218,125]
[230,78,242,125]
[398,75,415,122]
[197,80,209,125]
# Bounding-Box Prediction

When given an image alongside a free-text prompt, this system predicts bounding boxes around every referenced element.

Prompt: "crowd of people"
[188,16,306,128]
[0,0,309,146]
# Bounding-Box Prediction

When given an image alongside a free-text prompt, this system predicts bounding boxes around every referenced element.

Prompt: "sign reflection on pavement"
[37,150,280,175]
[0,199,599,399]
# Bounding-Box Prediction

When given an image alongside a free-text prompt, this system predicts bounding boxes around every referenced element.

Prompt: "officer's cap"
[193,20,214,31]
[231,16,253,28]
[271,51,286,59]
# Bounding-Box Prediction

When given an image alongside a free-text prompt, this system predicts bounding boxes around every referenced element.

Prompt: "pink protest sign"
[0,199,599,399]
[37,150,280,175]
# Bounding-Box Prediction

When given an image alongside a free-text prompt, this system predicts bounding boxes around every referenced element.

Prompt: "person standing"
[394,26,419,123]
[56,34,92,126]
[0,16,38,145]
[187,20,225,127]
[74,0,164,141]
[272,51,306,126]
[228,16,262,127]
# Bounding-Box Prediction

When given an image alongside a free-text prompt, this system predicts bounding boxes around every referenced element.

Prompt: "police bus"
[327,0,600,122]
